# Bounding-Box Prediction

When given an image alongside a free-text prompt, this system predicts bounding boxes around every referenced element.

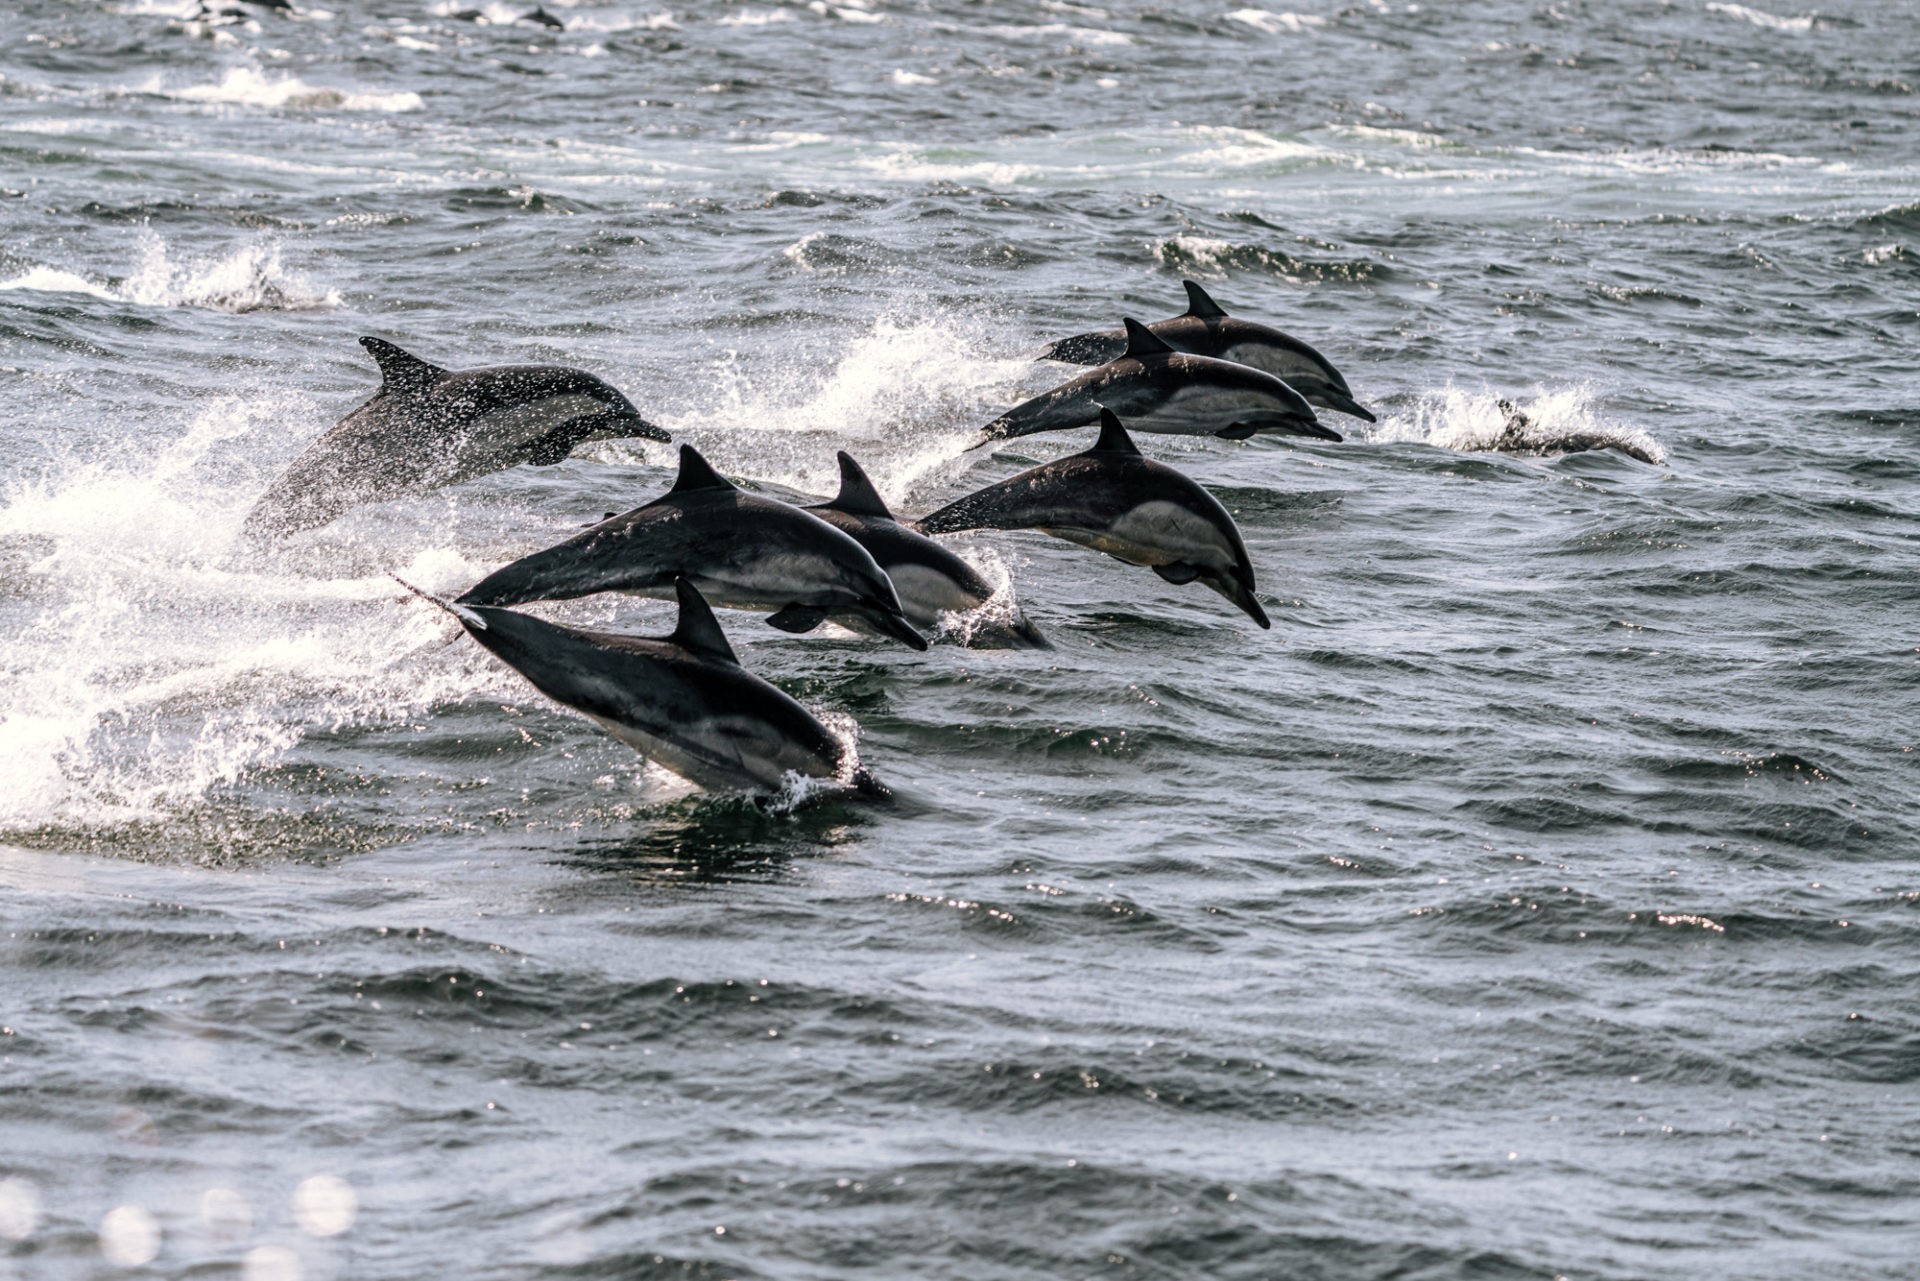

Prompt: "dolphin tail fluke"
[392,575,488,631]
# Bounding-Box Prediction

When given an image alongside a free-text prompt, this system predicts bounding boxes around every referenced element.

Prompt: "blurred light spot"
[99,1205,161,1267]
[0,1177,41,1241]
[242,1244,302,1281]
[200,1187,252,1241]
[291,1176,355,1237]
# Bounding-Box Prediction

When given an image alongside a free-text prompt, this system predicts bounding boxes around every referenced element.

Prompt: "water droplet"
[99,1205,161,1267]
[291,1176,356,1238]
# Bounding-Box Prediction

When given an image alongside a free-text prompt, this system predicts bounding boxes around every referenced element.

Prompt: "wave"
[0,237,338,313]
[1153,234,1384,283]
[1367,386,1667,466]
[163,66,422,113]
[1704,2,1816,33]
[1226,10,1327,35]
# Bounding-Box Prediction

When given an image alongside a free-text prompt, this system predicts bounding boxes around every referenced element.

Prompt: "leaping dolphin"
[243,337,666,540]
[924,409,1271,628]
[980,319,1339,446]
[401,577,880,797]
[1042,280,1374,422]
[458,445,929,652]
[805,452,1048,649]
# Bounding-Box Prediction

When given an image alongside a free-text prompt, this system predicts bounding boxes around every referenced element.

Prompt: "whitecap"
[166,66,423,112]
[0,267,121,301]
[1704,2,1815,33]
[1227,9,1327,35]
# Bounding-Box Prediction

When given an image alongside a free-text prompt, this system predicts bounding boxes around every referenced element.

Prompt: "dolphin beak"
[1298,417,1344,443]
[1205,573,1271,629]
[603,405,671,443]
[864,607,930,652]
[1332,395,1377,424]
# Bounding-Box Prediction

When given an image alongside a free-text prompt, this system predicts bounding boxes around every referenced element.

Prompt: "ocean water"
[3,0,1918,1276]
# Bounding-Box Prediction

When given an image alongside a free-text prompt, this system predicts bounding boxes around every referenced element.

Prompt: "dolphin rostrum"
[1042,280,1374,422]
[923,409,1271,628]
[242,337,667,540]
[980,319,1339,446]
[401,576,881,797]
[458,445,929,651]
[805,452,1048,649]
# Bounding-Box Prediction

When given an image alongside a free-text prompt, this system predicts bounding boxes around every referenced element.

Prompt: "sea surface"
[3,0,1918,1277]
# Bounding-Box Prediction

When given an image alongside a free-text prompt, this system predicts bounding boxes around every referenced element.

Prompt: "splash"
[0,237,338,313]
[1367,385,1667,466]
[1704,3,1815,33]
[618,309,1032,507]
[0,398,495,834]
[166,66,423,113]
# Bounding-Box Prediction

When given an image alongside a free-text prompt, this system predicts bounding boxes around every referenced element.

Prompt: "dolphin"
[804,452,1048,649]
[923,409,1270,628]
[243,337,666,540]
[458,445,929,651]
[980,319,1339,446]
[518,6,564,28]
[1042,280,1375,422]
[1491,399,1661,465]
[400,576,881,797]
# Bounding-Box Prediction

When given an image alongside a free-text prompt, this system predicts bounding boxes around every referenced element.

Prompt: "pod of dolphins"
[253,281,1376,799]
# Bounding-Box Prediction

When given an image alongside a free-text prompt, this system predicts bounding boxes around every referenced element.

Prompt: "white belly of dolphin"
[1045,501,1233,570]
[886,562,987,625]
[1129,386,1289,433]
[586,711,825,794]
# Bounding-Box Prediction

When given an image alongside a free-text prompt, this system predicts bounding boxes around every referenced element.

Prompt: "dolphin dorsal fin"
[360,337,446,394]
[1122,317,1175,359]
[668,445,737,495]
[1182,280,1229,319]
[669,578,738,665]
[1091,407,1142,456]
[827,451,893,519]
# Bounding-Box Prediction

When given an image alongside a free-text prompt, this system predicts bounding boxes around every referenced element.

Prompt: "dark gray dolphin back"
[241,336,666,540]
[807,452,1049,649]
[1037,280,1373,422]
[457,445,927,650]
[985,317,1334,444]
[449,579,854,794]
[923,408,1269,628]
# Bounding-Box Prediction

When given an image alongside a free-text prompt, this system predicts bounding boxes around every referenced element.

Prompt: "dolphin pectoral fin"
[1215,423,1260,441]
[1152,563,1201,585]
[766,604,829,634]
[523,431,576,466]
